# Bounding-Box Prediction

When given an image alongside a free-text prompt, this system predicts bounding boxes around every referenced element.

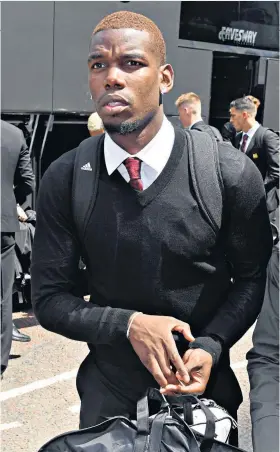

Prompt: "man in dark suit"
[230,97,279,218]
[1,120,35,374]
[247,236,279,452]
[175,92,223,142]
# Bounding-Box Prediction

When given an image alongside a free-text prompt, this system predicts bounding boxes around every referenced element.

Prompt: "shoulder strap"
[72,134,105,246]
[185,129,224,233]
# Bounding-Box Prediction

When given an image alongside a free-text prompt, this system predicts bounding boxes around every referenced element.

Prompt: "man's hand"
[128,314,195,388]
[17,205,28,222]
[160,348,213,396]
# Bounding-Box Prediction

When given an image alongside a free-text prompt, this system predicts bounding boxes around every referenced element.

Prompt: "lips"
[101,96,129,108]
[106,101,128,107]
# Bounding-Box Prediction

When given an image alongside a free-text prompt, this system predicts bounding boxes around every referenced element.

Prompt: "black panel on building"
[179,1,279,51]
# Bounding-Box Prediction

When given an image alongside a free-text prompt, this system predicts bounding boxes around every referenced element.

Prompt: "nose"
[104,66,125,90]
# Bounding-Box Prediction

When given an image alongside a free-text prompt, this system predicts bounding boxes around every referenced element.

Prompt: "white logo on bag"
[81,162,92,171]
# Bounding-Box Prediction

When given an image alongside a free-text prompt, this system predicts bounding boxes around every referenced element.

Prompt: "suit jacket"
[1,120,35,232]
[190,120,223,142]
[235,126,279,213]
[247,244,279,452]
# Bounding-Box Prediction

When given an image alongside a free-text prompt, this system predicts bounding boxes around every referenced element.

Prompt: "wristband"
[126,312,143,339]
[188,336,222,367]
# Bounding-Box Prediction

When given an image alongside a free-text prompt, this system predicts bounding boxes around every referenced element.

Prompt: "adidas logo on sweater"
[81,162,92,171]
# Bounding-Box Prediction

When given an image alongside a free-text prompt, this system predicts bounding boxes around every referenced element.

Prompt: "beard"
[103,111,156,136]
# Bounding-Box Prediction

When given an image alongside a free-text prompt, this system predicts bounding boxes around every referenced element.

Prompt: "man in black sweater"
[31,11,272,445]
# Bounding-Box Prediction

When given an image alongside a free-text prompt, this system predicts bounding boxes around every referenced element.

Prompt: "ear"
[159,64,174,94]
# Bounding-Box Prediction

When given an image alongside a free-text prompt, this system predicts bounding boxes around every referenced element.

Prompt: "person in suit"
[221,97,260,146]
[247,235,279,452]
[87,112,104,137]
[230,97,279,219]
[221,121,236,145]
[175,92,223,142]
[1,120,35,374]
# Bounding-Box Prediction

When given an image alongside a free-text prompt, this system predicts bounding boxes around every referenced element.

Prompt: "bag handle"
[136,388,169,434]
[192,397,216,452]
[171,396,216,452]
[148,411,169,452]
[133,388,169,452]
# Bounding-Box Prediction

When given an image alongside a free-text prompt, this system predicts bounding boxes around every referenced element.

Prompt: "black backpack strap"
[185,129,224,233]
[72,134,105,246]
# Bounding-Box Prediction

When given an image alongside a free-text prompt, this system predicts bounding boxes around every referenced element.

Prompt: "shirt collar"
[244,121,260,138]
[104,116,175,176]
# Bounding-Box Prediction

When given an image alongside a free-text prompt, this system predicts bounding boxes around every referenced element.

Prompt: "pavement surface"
[1,308,254,452]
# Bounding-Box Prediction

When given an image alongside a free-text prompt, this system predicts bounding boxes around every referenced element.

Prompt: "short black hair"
[230,97,257,115]
[92,11,166,65]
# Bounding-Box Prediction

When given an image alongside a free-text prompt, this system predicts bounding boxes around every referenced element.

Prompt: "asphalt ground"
[1,309,254,452]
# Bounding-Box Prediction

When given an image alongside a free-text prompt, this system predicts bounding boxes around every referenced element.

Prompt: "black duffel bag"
[38,388,247,452]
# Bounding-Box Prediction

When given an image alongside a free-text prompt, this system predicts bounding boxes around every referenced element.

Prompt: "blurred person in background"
[87,112,104,137]
[1,120,35,374]
[221,121,236,145]
[175,92,223,142]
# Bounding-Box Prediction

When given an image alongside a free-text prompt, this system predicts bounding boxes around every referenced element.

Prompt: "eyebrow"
[87,53,103,63]
[121,52,147,60]
[87,51,147,63]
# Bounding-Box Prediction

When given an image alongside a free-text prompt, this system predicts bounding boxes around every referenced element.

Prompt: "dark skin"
[88,28,213,394]
[88,28,173,153]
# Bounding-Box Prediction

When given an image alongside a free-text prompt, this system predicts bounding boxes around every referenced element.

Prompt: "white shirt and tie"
[104,116,175,189]
[240,121,260,153]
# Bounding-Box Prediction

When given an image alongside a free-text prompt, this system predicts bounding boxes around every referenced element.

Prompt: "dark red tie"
[124,157,143,191]
[240,134,249,153]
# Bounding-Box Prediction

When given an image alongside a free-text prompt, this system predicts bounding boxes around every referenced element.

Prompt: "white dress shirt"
[241,122,260,153]
[104,116,175,189]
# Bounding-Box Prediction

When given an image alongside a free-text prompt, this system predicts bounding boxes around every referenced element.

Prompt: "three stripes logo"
[81,162,92,171]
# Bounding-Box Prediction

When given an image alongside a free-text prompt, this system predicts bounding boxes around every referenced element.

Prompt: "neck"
[107,108,164,155]
[183,115,202,128]
[191,115,202,126]
[243,118,256,133]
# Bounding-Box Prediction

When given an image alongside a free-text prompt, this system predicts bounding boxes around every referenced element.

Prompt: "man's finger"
[166,338,190,385]
[160,381,204,396]
[146,357,168,388]
[172,324,195,342]
[182,348,193,364]
[155,348,179,385]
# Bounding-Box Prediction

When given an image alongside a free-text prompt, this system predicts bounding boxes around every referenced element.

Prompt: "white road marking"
[232,360,247,370]
[0,369,78,402]
[0,422,22,431]
[69,404,80,414]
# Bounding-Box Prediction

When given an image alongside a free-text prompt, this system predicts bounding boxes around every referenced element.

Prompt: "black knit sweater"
[31,128,272,388]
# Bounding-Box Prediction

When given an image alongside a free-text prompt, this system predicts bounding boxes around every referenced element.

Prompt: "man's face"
[229,107,247,132]
[88,28,173,134]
